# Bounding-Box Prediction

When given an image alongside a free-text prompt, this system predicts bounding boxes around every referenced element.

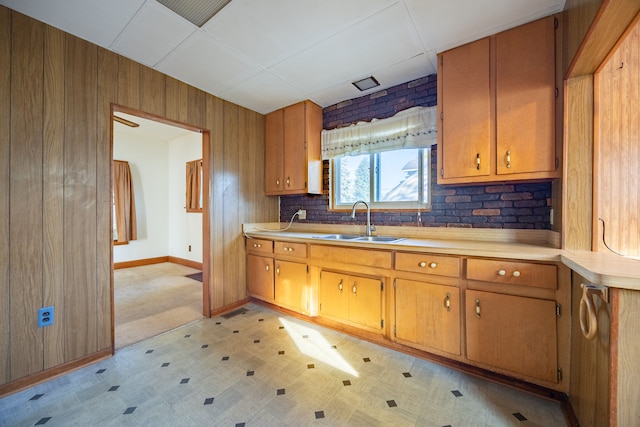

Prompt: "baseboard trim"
[210,298,250,317]
[168,256,202,270]
[0,348,112,398]
[114,256,203,270]
[114,256,169,269]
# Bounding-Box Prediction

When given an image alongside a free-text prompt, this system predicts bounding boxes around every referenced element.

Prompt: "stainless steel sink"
[312,234,361,240]
[312,234,405,243]
[355,235,405,243]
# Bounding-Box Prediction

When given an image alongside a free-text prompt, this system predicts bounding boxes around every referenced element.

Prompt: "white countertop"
[244,223,640,291]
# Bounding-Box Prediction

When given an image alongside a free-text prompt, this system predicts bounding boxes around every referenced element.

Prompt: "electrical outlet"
[298,209,306,220]
[38,306,54,328]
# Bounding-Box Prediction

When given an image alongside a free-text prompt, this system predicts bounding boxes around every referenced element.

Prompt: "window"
[332,147,431,210]
[186,159,203,213]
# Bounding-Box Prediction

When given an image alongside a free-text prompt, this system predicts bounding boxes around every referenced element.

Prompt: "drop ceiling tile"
[0,0,145,47]
[202,0,397,68]
[270,3,423,94]
[370,54,435,90]
[307,82,366,110]
[111,1,196,67]
[218,71,306,115]
[406,0,565,52]
[155,31,262,95]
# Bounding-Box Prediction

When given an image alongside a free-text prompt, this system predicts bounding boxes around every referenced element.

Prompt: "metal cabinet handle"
[512,270,521,277]
[253,243,262,248]
[338,279,343,292]
[286,177,290,187]
[276,266,280,276]
[506,150,511,168]
[498,269,506,276]
[352,282,357,296]
[276,178,280,186]
[419,261,426,267]
[475,298,481,319]
[476,153,481,170]
[429,262,437,268]
[444,293,451,312]
[265,264,270,272]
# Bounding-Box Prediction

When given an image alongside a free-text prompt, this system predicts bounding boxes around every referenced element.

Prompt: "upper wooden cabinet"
[264,100,323,195]
[437,15,560,184]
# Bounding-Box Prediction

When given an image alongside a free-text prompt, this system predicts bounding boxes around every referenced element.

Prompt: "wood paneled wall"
[594,16,640,257]
[0,6,278,389]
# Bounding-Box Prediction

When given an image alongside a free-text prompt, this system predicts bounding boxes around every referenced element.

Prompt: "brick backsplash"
[279,74,552,229]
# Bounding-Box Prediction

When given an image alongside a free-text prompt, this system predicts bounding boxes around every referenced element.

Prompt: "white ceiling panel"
[156,31,262,95]
[218,71,306,115]
[202,0,396,68]
[1,0,566,113]
[110,1,197,67]
[0,0,145,47]
[270,3,423,94]
[114,112,196,142]
[406,0,565,52]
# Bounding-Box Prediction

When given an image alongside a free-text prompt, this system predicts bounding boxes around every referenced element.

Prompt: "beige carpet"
[114,262,204,349]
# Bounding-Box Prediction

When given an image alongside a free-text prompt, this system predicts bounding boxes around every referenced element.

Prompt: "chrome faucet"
[351,200,375,236]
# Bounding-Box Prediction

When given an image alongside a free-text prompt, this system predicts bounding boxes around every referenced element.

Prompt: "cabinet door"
[465,290,558,383]
[496,16,556,175]
[440,38,491,179]
[265,109,284,194]
[247,254,274,301]
[319,271,349,320]
[395,279,460,355]
[275,260,307,313]
[283,102,307,193]
[348,276,382,330]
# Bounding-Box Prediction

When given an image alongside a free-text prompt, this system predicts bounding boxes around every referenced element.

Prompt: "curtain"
[113,160,137,243]
[186,159,202,212]
[321,106,438,159]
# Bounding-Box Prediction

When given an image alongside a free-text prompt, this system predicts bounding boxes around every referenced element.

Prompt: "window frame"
[330,147,432,211]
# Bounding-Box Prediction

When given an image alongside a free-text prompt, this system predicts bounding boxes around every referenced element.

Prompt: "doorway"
[111,107,211,349]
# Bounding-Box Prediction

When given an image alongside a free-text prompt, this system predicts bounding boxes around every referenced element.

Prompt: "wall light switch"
[38,306,54,328]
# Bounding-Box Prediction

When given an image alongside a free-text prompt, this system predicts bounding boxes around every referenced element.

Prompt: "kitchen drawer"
[247,238,273,255]
[275,241,307,258]
[310,245,392,269]
[395,252,461,278]
[467,258,557,290]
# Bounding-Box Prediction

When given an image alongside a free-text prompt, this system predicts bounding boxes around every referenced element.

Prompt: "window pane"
[336,154,370,204]
[375,149,419,202]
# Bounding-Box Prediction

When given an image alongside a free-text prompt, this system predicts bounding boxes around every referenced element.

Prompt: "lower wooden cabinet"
[319,270,383,331]
[274,260,308,313]
[394,279,461,355]
[247,254,274,302]
[465,289,558,383]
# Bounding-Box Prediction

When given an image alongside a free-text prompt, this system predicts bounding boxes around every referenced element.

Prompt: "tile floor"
[0,304,568,426]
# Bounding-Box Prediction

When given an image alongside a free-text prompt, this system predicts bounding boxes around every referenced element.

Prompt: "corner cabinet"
[264,100,323,195]
[437,15,560,184]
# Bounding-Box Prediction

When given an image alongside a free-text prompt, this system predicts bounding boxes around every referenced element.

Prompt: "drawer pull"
[353,282,357,296]
[338,279,343,293]
[429,262,437,268]
[498,269,506,276]
[475,298,481,318]
[444,293,451,312]
[512,270,521,277]
[419,261,427,267]
[288,247,294,252]
[253,243,262,248]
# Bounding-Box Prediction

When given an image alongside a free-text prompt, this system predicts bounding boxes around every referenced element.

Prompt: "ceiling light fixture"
[352,76,380,92]
[113,115,140,128]
[156,0,233,27]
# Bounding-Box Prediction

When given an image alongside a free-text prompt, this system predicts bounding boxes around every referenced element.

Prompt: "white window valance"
[321,106,438,159]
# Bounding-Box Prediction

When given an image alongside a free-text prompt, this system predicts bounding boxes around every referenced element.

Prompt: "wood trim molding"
[210,298,250,317]
[167,256,202,270]
[113,256,168,270]
[0,348,112,398]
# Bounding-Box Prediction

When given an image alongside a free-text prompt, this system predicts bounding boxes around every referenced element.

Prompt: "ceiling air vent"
[156,0,232,27]
[352,76,380,92]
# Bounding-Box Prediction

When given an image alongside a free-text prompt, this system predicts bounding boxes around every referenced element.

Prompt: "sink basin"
[313,234,405,243]
[312,234,361,240]
[355,235,405,243]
